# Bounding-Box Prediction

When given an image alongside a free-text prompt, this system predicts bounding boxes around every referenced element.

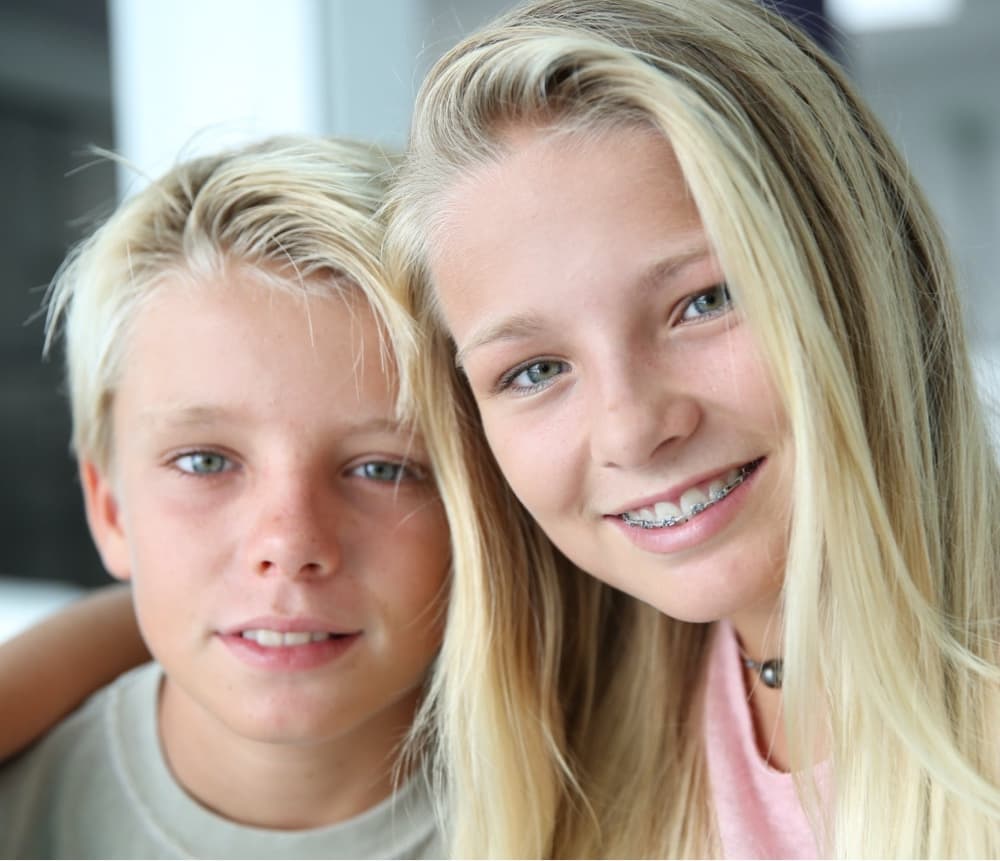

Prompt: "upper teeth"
[622,465,751,529]
[241,629,331,647]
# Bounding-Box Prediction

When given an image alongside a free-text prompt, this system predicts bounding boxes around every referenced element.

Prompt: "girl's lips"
[620,458,763,525]
[613,458,762,517]
[607,457,765,556]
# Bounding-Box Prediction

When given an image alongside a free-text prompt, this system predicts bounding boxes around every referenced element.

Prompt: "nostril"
[252,558,331,579]
[255,559,276,576]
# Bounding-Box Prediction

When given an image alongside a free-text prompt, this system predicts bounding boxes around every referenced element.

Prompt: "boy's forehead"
[136,265,386,351]
[151,263,364,314]
[112,269,407,440]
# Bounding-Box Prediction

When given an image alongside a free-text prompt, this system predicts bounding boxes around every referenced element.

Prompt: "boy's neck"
[156,676,420,831]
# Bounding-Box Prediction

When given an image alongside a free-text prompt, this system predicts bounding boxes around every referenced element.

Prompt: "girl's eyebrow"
[455,314,546,369]
[637,245,713,290]
[454,243,715,369]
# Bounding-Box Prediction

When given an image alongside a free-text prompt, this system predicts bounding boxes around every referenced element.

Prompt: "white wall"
[108,0,516,182]
[109,0,328,190]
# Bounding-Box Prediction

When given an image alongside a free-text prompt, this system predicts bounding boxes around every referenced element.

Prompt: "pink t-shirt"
[703,621,825,859]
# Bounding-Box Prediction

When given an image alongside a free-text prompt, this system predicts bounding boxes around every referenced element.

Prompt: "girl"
[384,0,1000,856]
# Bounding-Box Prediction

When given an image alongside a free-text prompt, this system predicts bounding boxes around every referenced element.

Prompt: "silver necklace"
[740,653,783,689]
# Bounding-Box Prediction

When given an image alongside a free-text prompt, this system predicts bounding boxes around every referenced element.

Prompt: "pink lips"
[217,616,362,672]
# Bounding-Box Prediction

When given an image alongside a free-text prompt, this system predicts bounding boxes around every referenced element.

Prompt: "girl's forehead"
[431,125,702,279]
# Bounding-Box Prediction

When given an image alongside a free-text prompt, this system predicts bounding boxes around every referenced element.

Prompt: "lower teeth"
[621,460,760,529]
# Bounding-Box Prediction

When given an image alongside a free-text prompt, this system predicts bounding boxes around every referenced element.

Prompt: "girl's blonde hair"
[387,0,1000,855]
[45,135,413,472]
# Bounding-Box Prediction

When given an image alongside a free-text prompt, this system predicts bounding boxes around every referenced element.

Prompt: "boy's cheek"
[79,459,132,582]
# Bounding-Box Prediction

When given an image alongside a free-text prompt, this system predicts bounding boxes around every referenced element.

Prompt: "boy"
[0,136,450,859]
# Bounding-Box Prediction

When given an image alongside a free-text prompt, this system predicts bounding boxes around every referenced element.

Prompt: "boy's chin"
[158,676,363,749]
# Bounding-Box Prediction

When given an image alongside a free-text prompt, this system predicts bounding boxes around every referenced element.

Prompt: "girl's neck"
[739,657,789,770]
[728,611,788,770]
[729,606,783,667]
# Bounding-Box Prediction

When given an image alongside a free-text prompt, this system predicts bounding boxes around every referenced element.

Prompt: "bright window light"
[826,0,963,32]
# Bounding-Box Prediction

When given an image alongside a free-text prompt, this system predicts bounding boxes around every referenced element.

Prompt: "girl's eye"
[680,283,732,322]
[174,451,232,475]
[501,359,569,393]
[351,461,423,482]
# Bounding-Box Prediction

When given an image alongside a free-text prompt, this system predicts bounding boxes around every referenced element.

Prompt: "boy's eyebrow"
[139,405,409,435]
[453,243,713,368]
[139,405,245,428]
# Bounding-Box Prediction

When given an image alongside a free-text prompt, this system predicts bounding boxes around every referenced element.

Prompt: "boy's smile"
[80,265,449,824]
[219,615,363,671]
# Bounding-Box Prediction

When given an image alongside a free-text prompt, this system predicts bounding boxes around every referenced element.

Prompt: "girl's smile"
[609,456,766,555]
[616,456,764,528]
[430,124,793,635]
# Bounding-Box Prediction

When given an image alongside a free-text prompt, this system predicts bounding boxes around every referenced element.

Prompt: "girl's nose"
[588,361,701,469]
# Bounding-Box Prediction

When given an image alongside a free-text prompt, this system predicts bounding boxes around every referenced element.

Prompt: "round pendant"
[759,658,783,689]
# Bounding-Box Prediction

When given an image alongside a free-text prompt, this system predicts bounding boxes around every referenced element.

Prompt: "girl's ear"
[79,460,131,582]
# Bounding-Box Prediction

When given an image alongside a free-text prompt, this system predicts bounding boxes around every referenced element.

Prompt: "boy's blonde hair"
[45,136,413,472]
[387,0,1000,855]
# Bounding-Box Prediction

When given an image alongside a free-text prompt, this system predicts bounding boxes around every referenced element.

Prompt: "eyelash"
[496,358,569,396]
[171,450,235,477]
[493,283,733,396]
[348,460,426,483]
[169,452,427,489]
[678,282,732,322]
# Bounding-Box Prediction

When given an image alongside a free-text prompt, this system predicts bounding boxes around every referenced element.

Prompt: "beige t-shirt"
[0,663,444,859]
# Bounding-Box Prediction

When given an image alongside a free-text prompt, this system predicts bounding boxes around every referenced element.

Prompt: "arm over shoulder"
[0,583,149,761]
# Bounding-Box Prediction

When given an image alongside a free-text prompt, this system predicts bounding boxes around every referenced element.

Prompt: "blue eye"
[680,283,732,321]
[502,359,569,393]
[351,461,422,482]
[174,451,232,475]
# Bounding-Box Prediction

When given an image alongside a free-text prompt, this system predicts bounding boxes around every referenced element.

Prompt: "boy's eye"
[174,451,232,475]
[351,461,422,482]
[680,283,732,321]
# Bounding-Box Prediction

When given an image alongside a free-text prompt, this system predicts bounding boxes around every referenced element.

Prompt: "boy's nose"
[247,482,340,580]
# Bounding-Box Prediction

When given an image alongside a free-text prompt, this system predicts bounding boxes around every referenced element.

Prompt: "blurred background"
[1,0,998,639]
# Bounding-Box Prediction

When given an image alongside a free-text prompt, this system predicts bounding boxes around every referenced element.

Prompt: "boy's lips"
[217,616,363,670]
[219,616,362,642]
